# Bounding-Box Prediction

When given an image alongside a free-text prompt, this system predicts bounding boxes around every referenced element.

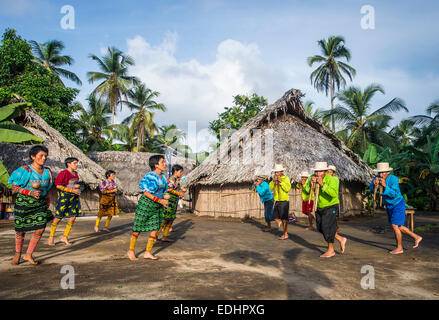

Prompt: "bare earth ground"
[0,211,438,300]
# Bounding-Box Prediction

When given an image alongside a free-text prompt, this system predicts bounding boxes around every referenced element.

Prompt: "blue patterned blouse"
[8,165,54,197]
[139,171,168,198]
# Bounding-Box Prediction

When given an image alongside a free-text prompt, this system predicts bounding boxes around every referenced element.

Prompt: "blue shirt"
[254,181,274,203]
[139,171,168,198]
[369,174,404,208]
[8,165,54,197]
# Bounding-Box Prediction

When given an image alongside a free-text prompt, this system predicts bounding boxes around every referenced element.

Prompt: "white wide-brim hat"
[373,162,393,173]
[312,161,330,172]
[272,164,286,172]
[328,165,337,172]
[300,171,310,177]
[255,174,268,180]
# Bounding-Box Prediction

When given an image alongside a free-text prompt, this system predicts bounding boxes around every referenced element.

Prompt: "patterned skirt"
[14,194,53,232]
[163,193,179,220]
[133,195,163,232]
[98,193,119,217]
[55,191,82,219]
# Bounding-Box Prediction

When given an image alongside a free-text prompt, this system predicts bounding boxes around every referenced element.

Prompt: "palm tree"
[409,99,439,137]
[107,124,137,151]
[77,94,111,150]
[87,47,138,124]
[121,83,166,151]
[307,35,356,131]
[389,120,417,147]
[321,84,408,155]
[303,100,330,129]
[156,124,192,157]
[30,40,82,85]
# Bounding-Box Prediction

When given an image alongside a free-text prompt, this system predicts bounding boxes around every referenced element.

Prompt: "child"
[48,157,82,246]
[95,170,119,232]
[157,165,185,242]
[127,155,169,261]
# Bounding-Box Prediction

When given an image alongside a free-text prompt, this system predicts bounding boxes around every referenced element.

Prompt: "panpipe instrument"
[373,178,384,209]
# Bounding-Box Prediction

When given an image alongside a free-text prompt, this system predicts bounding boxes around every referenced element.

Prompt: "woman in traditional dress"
[48,157,82,246]
[9,145,54,265]
[127,155,169,261]
[95,170,119,232]
[157,164,185,242]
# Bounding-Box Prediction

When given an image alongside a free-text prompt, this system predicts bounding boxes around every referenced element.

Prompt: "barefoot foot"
[389,248,404,254]
[127,250,138,261]
[320,251,336,258]
[143,252,158,260]
[11,253,21,265]
[339,237,347,253]
[161,237,174,242]
[278,234,289,240]
[94,226,99,232]
[60,237,72,246]
[305,226,314,231]
[103,227,110,233]
[48,237,55,246]
[413,236,422,248]
[22,253,39,265]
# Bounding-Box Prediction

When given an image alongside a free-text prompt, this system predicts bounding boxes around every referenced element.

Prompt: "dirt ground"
[0,211,438,300]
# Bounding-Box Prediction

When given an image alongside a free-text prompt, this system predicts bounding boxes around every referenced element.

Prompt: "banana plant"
[0,101,43,187]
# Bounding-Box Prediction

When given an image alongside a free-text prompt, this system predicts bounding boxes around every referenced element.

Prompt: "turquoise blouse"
[8,165,54,197]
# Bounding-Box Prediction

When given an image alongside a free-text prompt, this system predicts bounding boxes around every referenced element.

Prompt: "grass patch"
[414,224,439,233]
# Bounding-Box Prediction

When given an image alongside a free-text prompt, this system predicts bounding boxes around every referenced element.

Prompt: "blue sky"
[1,0,438,152]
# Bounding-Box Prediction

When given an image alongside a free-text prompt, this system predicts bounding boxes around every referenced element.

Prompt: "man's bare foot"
[161,237,174,242]
[22,253,39,265]
[413,236,422,248]
[170,227,174,232]
[11,253,21,265]
[263,227,272,232]
[48,237,55,246]
[305,226,314,231]
[103,227,110,232]
[278,234,289,240]
[389,248,404,254]
[320,251,335,258]
[60,237,72,246]
[339,237,347,253]
[94,226,99,232]
[127,250,138,261]
[143,252,158,260]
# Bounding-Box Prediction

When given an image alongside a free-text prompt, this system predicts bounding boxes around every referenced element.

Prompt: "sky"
[1,0,439,152]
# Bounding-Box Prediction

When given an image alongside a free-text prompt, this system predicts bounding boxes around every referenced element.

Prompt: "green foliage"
[0,29,81,146]
[0,100,43,187]
[209,93,267,139]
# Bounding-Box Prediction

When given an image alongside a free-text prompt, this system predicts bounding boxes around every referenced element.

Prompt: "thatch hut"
[0,109,113,216]
[183,89,374,219]
[89,151,196,210]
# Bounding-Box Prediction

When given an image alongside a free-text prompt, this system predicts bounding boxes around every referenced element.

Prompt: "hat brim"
[373,168,393,173]
[271,168,285,172]
[312,167,329,172]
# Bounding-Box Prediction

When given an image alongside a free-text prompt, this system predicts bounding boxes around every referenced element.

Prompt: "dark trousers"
[273,201,289,221]
[263,199,274,223]
[315,204,339,243]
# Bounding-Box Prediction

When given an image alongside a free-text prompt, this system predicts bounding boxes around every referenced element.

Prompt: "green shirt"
[296,179,315,202]
[269,175,291,201]
[303,174,339,208]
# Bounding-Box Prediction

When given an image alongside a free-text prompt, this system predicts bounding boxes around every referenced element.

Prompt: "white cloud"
[124,32,289,152]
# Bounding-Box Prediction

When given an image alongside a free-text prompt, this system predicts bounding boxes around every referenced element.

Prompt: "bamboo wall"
[191,182,366,219]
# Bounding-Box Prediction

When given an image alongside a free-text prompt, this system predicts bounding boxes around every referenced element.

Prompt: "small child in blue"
[369,163,422,254]
[252,174,274,232]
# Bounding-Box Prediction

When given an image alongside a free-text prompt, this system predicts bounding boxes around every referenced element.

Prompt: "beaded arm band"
[58,186,73,193]
[11,185,31,196]
[169,190,180,196]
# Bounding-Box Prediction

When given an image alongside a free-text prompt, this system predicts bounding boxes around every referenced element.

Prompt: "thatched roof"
[184,88,374,187]
[0,109,109,190]
[88,151,196,195]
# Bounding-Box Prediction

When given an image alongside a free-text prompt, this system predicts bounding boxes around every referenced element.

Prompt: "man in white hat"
[252,174,275,232]
[304,162,347,258]
[269,164,292,240]
[296,171,315,230]
[327,165,337,176]
[369,162,422,254]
